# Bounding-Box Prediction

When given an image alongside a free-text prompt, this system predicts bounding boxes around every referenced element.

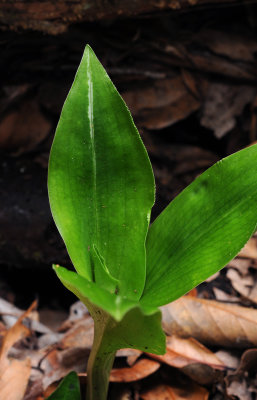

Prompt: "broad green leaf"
[46,371,80,400]
[53,265,158,321]
[100,307,165,355]
[53,265,165,354]
[48,45,154,300]
[141,144,257,307]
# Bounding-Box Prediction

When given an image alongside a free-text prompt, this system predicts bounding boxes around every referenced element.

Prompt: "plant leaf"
[107,306,165,354]
[48,45,154,300]
[141,144,257,307]
[53,265,165,354]
[54,265,157,320]
[90,244,119,293]
[46,371,81,400]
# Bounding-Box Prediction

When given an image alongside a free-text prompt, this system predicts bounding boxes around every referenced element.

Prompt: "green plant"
[48,45,257,400]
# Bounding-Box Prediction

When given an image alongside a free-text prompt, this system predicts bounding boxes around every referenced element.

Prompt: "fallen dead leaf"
[0,358,31,400]
[116,348,142,366]
[238,237,257,259]
[228,258,251,276]
[148,335,225,385]
[139,92,200,130]
[0,99,51,155]
[0,301,36,400]
[110,358,160,382]
[0,297,50,333]
[227,265,257,305]
[162,296,257,347]
[0,85,31,114]
[200,83,256,138]
[226,379,252,400]
[225,349,257,400]
[59,316,94,350]
[212,287,239,303]
[149,335,224,370]
[215,350,240,370]
[140,382,209,399]
[227,268,254,297]
[0,301,36,361]
[122,76,200,130]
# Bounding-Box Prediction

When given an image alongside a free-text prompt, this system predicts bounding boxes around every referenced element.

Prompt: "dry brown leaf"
[162,296,257,347]
[39,308,68,331]
[42,349,74,390]
[123,77,185,114]
[227,268,254,296]
[23,378,44,400]
[0,300,36,360]
[109,358,160,382]
[181,69,207,100]
[226,379,252,400]
[0,99,51,155]
[139,93,200,130]
[185,288,198,297]
[212,287,239,303]
[238,237,257,259]
[225,349,257,400]
[116,348,142,366]
[200,83,256,138]
[122,76,200,130]
[228,258,251,276]
[0,358,31,400]
[227,265,257,304]
[0,85,31,113]
[59,316,94,349]
[247,282,257,304]
[164,29,257,81]
[149,335,224,370]
[237,348,257,373]
[141,382,209,399]
[215,350,240,370]
[0,301,36,400]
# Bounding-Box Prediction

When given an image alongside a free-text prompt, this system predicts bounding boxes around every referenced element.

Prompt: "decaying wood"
[0,0,257,34]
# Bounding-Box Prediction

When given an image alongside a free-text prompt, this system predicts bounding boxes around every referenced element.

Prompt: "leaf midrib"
[87,50,99,276]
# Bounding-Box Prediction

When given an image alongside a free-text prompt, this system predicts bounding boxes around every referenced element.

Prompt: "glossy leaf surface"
[46,371,80,400]
[48,46,154,300]
[141,144,257,307]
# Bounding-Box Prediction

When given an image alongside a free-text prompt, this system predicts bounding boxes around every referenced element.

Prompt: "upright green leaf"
[48,45,155,300]
[46,371,80,400]
[141,144,257,307]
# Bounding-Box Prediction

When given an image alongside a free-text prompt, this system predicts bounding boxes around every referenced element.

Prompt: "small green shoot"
[48,45,257,400]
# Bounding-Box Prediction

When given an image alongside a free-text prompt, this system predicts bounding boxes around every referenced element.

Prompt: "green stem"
[86,309,116,400]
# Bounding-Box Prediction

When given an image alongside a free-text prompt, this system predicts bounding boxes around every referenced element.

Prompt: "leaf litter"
[1,237,257,398]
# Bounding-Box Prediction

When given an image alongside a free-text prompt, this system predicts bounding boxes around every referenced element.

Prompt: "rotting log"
[0,0,257,34]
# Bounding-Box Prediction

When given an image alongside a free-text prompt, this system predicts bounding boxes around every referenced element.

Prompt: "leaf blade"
[53,265,165,354]
[141,144,257,307]
[46,371,81,400]
[53,265,158,322]
[48,45,154,299]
